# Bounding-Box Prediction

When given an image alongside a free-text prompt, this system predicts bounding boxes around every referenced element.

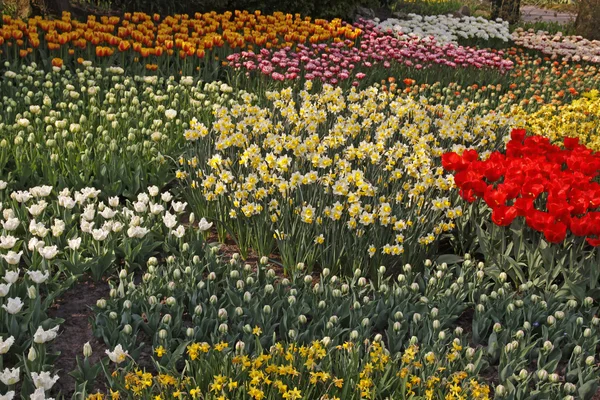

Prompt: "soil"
[48,277,110,397]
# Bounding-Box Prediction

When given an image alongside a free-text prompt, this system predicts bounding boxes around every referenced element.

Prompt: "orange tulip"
[52,57,63,67]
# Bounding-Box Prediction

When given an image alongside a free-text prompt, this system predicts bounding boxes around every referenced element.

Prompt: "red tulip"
[544,222,567,244]
[492,206,518,227]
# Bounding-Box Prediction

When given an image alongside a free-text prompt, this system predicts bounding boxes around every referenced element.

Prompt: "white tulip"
[27,270,49,284]
[0,337,15,354]
[39,245,59,260]
[31,371,59,390]
[33,325,59,344]
[0,367,19,385]
[105,344,129,364]
[197,217,213,232]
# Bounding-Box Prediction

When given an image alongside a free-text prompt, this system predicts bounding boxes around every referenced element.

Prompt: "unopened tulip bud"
[353,301,361,310]
[424,259,432,267]
[393,321,402,332]
[193,255,200,264]
[354,269,362,278]
[166,297,176,306]
[28,347,37,361]
[298,315,307,324]
[587,356,596,365]
[564,383,576,394]
[210,295,217,304]
[243,324,252,334]
[162,314,171,324]
[350,330,359,340]
[110,289,118,298]
[304,275,312,284]
[573,345,582,355]
[109,311,118,320]
[186,328,195,338]
[123,324,133,335]
[523,321,531,330]
[498,272,507,283]
[219,323,228,333]
[318,301,326,309]
[543,341,553,352]
[119,269,128,279]
[455,327,463,336]
[27,285,36,299]
[537,369,548,381]
[547,316,556,326]
[83,342,93,357]
[584,328,592,337]
[433,320,440,330]
[519,369,528,380]
[413,313,421,323]
[263,305,271,315]
[554,310,565,320]
[218,308,228,320]
[584,297,594,307]
[267,269,276,279]
[495,385,506,396]
[465,363,475,374]
[466,347,475,360]
[260,256,268,265]
[438,331,446,340]
[235,307,243,316]
[289,329,297,339]
[235,341,245,353]
[493,323,502,333]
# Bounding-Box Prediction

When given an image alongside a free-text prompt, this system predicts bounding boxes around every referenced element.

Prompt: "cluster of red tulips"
[442,129,600,246]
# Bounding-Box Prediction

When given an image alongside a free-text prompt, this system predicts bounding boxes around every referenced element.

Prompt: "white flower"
[68,237,81,250]
[0,236,17,250]
[105,344,129,364]
[171,225,185,238]
[163,212,177,229]
[29,220,48,237]
[1,218,19,231]
[0,391,14,400]
[137,193,150,204]
[30,186,52,197]
[30,387,54,400]
[81,204,96,221]
[165,109,177,119]
[10,191,31,203]
[27,270,49,284]
[99,208,117,219]
[112,221,124,233]
[0,181,7,190]
[133,201,147,213]
[172,201,187,213]
[27,201,48,217]
[0,337,15,354]
[161,192,173,202]
[52,219,65,237]
[2,251,22,265]
[58,195,76,209]
[127,226,149,239]
[2,298,23,314]
[0,284,11,297]
[80,220,94,233]
[3,270,18,284]
[28,237,43,252]
[33,325,59,344]
[108,196,120,207]
[147,186,159,197]
[0,367,19,385]
[30,371,59,390]
[197,217,213,232]
[39,246,59,260]
[91,229,109,241]
[149,203,164,215]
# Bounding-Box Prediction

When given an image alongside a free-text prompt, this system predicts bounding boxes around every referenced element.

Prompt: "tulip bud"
[109,312,118,320]
[554,310,565,320]
[584,297,594,307]
[318,301,326,309]
[267,269,276,279]
[109,289,118,298]
[166,297,176,306]
[350,330,359,340]
[210,295,217,304]
[433,320,440,330]
[547,316,556,326]
[498,272,507,283]
[495,385,506,397]
[593,316,600,326]
[158,329,168,339]
[298,315,307,324]
[354,269,362,278]
[83,342,93,358]
[465,347,475,360]
[186,328,195,338]
[523,321,531,330]
[149,296,158,305]
[28,347,37,361]
[219,323,228,333]
[162,314,171,324]
[476,270,485,280]
[264,284,274,295]
[424,259,432,267]
[353,301,361,310]
[536,369,548,381]
[304,275,312,284]
[379,266,386,275]
[493,323,502,333]
[243,292,252,303]
[438,331,446,340]
[587,356,596,366]
[27,285,37,299]
[506,303,515,313]
[119,269,128,279]
[573,345,582,355]
[243,324,252,334]
[577,317,584,325]
[361,318,370,328]
[193,255,200,264]
[584,328,592,338]
[410,336,418,345]
[123,324,133,335]
[543,341,553,353]
[394,311,403,321]
[393,322,401,332]
[564,383,576,394]
[321,336,331,347]
[413,313,421,323]
[465,363,475,374]
[549,373,559,383]
[515,330,524,340]
[455,327,463,336]
[218,308,228,320]
[358,277,367,286]
[235,341,245,353]
[297,263,305,270]
[519,369,528,380]
[263,305,271,315]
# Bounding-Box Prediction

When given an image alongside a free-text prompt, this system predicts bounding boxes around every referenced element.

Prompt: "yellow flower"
[154,346,166,358]
[282,387,302,400]
[253,326,262,336]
